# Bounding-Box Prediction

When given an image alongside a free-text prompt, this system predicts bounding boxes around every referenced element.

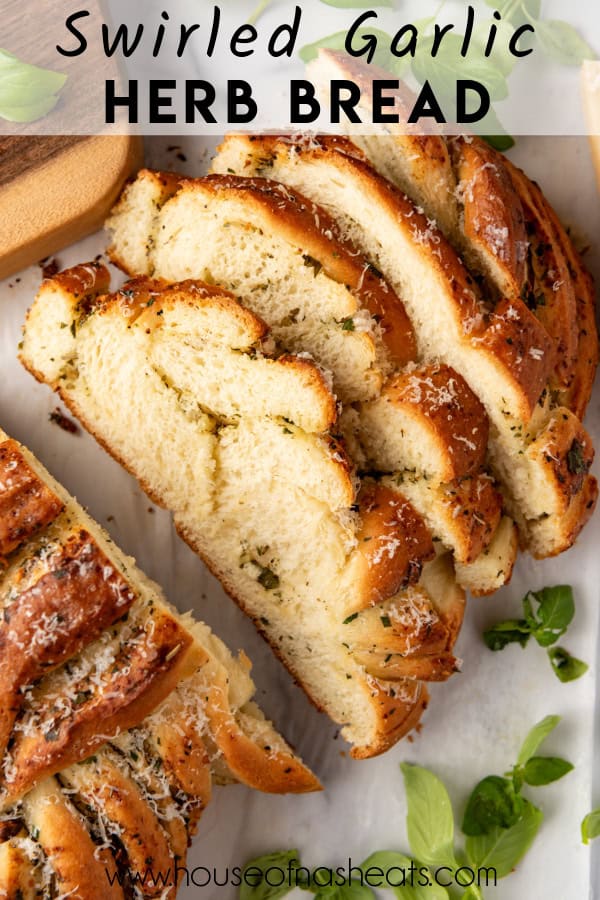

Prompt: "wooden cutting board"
[0,135,143,280]
[0,0,143,280]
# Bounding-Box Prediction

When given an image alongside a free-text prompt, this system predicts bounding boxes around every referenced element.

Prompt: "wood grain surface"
[1,0,126,136]
[0,135,143,280]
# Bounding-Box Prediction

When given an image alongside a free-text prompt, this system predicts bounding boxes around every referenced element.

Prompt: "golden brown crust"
[3,611,202,807]
[449,136,528,299]
[349,681,429,760]
[505,160,599,417]
[64,756,176,898]
[203,683,322,794]
[355,649,459,682]
[530,410,594,507]
[533,473,598,559]
[23,778,124,900]
[0,839,39,899]
[113,276,268,341]
[387,473,502,565]
[195,174,418,367]
[476,296,556,413]
[347,482,435,612]
[503,159,581,392]
[40,260,111,301]
[0,526,138,759]
[0,440,64,560]
[373,364,489,479]
[148,707,213,807]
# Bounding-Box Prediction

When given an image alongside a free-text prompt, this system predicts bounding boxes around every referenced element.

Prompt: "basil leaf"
[581,809,600,845]
[313,880,375,900]
[522,756,573,786]
[521,591,538,629]
[400,763,457,869]
[392,881,449,899]
[522,0,541,19]
[300,28,394,65]
[320,0,394,6]
[548,646,589,682]
[483,0,537,25]
[248,0,273,25]
[483,619,531,651]
[534,19,597,67]
[359,851,413,887]
[240,850,300,900]
[412,34,509,102]
[465,799,543,878]
[517,715,561,766]
[462,776,521,836]
[530,586,574,646]
[335,885,375,900]
[0,49,66,123]
[360,852,448,898]
[470,19,520,77]
[482,134,516,152]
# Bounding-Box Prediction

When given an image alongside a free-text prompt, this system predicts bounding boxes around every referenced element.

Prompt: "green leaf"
[412,34,509,102]
[534,19,597,67]
[392,882,450,899]
[465,799,543,878]
[483,619,531,651]
[313,878,375,900]
[517,715,561,766]
[335,885,375,900]
[299,28,395,65]
[483,0,537,26]
[462,776,521,836]
[0,49,66,122]
[400,763,457,869]
[359,852,449,898]
[581,809,600,845]
[522,756,574,786]
[248,0,273,25]
[530,586,574,647]
[548,647,589,682]
[360,851,413,887]
[482,134,516,152]
[240,850,300,900]
[469,19,520,77]
[319,0,394,6]
[521,591,537,629]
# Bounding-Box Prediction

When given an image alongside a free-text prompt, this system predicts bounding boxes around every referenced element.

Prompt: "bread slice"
[212,132,598,559]
[107,169,418,404]
[0,426,319,811]
[21,268,467,757]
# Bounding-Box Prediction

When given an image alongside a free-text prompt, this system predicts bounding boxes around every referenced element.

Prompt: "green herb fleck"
[257,567,280,591]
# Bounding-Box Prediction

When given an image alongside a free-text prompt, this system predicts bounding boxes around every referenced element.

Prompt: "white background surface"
[0,135,599,898]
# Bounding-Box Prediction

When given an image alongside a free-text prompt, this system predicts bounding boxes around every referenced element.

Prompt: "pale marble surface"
[0,136,598,899]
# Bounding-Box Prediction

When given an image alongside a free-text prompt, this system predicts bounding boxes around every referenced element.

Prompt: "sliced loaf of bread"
[21,268,466,757]
[212,132,597,560]
[105,168,512,594]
